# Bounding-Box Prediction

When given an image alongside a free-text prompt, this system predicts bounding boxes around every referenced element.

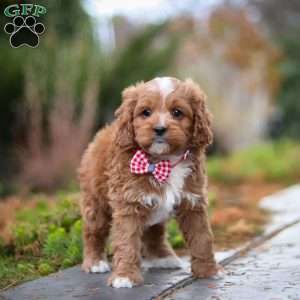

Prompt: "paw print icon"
[4,16,45,48]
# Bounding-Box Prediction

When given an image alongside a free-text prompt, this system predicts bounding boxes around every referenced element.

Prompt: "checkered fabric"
[130,149,189,184]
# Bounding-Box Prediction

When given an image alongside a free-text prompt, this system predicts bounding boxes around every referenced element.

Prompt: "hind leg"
[142,223,187,269]
[81,193,111,273]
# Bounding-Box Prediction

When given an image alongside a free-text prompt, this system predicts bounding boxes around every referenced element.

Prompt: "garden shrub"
[0,194,82,288]
[167,219,184,249]
[208,140,300,184]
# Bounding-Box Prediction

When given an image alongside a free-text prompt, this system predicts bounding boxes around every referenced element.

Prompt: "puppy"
[78,77,218,288]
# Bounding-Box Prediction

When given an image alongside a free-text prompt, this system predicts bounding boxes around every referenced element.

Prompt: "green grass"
[208,140,300,184]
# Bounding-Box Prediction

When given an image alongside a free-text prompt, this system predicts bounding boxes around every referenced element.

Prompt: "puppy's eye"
[141,109,152,117]
[172,109,183,119]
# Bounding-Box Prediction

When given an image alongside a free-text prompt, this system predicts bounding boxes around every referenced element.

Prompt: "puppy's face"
[115,77,212,156]
[133,78,193,156]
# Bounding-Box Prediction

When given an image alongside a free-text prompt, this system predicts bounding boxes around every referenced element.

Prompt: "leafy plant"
[208,140,300,184]
[167,219,184,249]
[275,35,300,139]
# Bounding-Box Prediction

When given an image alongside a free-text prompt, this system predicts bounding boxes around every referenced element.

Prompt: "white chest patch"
[145,161,192,226]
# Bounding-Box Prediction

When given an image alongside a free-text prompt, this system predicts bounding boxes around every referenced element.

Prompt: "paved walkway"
[1,185,300,300]
[165,222,300,300]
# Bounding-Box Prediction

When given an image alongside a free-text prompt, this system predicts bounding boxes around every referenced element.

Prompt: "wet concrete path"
[165,221,300,300]
[1,185,300,300]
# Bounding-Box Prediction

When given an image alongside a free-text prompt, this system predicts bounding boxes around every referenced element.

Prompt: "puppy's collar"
[130,149,190,184]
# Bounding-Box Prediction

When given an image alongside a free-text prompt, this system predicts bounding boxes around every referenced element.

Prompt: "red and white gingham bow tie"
[130,149,190,183]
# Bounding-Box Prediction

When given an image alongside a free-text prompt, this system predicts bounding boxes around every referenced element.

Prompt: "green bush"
[167,219,184,249]
[43,227,68,258]
[208,140,300,184]
[0,194,82,289]
[276,34,300,139]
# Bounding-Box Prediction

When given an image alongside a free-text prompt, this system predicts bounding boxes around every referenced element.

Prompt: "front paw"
[108,272,143,288]
[191,260,220,278]
[82,258,110,273]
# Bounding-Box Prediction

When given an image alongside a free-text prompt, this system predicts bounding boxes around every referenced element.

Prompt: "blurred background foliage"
[0,0,299,192]
[0,0,300,289]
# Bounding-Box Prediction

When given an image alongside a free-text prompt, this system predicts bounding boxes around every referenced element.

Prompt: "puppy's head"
[115,77,213,156]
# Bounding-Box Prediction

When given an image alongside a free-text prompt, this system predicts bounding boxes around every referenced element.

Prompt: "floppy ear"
[115,84,139,149]
[185,79,213,150]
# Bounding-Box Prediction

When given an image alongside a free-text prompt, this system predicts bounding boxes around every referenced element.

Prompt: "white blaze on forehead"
[153,77,175,127]
[154,77,175,99]
[158,113,168,127]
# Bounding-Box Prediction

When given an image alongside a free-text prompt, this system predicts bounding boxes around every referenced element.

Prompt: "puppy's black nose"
[154,126,167,136]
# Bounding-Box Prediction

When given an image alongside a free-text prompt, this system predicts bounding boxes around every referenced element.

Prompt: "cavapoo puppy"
[78,77,219,288]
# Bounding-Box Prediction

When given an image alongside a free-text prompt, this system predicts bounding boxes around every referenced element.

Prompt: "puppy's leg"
[176,201,218,278]
[108,211,143,288]
[142,223,186,269]
[81,194,111,273]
